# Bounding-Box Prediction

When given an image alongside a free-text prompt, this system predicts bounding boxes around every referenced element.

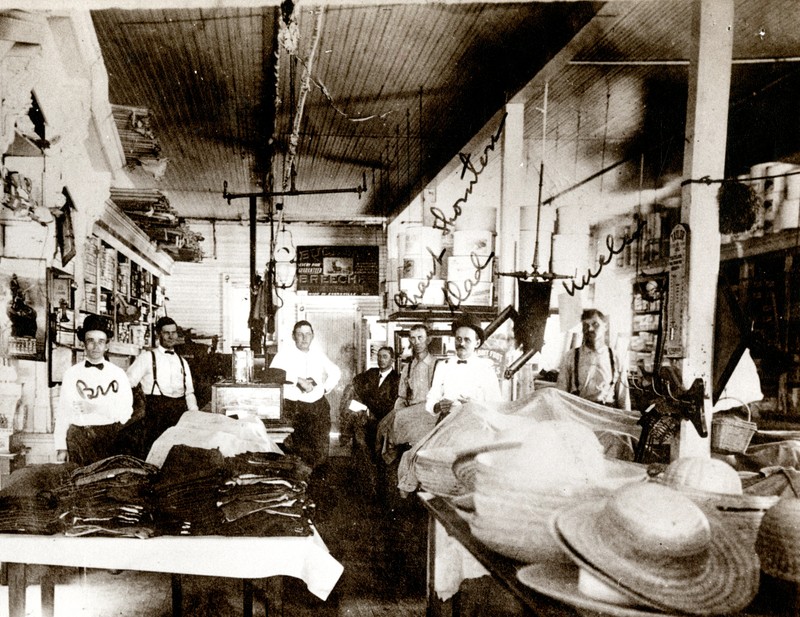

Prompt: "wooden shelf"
[386,306,498,322]
[721,228,800,261]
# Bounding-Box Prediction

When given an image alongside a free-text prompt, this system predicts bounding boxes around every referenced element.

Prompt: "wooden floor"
[0,453,429,617]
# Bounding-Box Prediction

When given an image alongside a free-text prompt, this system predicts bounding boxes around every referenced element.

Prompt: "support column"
[677,0,734,457]
[499,103,525,310]
[499,103,525,401]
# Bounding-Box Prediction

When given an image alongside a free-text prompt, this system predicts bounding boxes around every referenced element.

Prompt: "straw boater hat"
[552,482,760,615]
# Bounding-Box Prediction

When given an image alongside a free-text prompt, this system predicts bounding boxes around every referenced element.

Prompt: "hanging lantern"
[274,222,295,263]
[274,260,296,288]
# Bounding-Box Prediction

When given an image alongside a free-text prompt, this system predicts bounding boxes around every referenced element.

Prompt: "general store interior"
[2,1,800,616]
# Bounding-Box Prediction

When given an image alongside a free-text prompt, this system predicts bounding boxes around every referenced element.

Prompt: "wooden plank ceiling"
[91,0,800,227]
[91,2,597,223]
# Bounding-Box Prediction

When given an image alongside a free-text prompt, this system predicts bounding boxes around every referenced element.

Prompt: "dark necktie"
[164,350,175,355]
[457,360,467,364]
[85,361,104,370]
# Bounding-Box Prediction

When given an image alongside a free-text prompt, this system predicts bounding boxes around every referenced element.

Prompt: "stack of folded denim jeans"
[216,451,313,537]
[0,463,77,534]
[59,455,159,538]
[152,445,229,535]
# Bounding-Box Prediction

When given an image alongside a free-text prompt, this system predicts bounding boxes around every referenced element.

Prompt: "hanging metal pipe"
[504,347,538,380]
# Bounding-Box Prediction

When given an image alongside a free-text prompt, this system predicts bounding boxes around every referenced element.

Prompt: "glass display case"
[211,380,284,425]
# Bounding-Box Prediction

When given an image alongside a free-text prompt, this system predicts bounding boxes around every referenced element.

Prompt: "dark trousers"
[283,397,331,469]
[66,423,123,467]
[142,395,187,458]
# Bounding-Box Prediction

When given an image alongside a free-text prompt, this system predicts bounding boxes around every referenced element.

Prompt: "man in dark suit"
[353,346,400,452]
[350,346,399,497]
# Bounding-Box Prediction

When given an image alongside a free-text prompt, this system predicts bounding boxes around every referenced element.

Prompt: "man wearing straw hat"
[425,313,501,420]
[557,308,630,410]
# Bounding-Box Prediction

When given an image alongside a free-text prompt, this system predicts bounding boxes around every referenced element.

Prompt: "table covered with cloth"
[397,386,642,495]
[0,530,343,617]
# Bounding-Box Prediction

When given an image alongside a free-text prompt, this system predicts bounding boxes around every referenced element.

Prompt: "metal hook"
[664,379,680,402]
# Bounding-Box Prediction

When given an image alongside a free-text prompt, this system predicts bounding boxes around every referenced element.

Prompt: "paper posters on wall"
[0,269,46,361]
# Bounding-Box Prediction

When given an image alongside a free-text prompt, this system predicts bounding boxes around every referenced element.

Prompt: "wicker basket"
[711,400,757,454]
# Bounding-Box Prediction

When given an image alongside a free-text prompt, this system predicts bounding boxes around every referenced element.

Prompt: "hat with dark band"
[552,482,760,616]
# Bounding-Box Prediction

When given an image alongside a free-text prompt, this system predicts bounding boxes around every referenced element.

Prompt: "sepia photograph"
[0,1,796,616]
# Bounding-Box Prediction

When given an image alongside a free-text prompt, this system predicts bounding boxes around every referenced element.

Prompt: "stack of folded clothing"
[152,445,229,535]
[59,455,159,538]
[152,446,314,537]
[0,463,77,534]
[217,451,313,537]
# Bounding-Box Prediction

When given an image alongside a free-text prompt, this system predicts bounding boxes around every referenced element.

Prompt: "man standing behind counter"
[270,320,341,469]
[395,324,436,411]
[54,314,133,465]
[426,313,501,420]
[557,308,630,410]
[127,316,198,456]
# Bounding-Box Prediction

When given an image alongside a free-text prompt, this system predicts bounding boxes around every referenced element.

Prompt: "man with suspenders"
[127,316,199,456]
[557,308,631,410]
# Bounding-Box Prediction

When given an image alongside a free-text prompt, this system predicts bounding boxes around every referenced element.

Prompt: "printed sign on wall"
[296,246,379,296]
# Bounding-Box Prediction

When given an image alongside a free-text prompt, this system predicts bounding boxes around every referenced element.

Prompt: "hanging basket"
[711,399,757,454]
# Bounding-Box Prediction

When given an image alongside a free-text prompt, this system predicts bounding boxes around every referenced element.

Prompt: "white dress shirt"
[54,360,134,451]
[425,355,501,414]
[270,344,341,403]
[127,345,195,399]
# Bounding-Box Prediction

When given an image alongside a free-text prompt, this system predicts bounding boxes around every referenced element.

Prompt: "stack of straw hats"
[550,482,761,615]
[655,457,778,548]
[467,421,646,563]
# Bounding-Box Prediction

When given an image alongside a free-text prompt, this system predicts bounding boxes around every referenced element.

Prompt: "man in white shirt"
[270,320,341,468]
[127,316,198,457]
[426,313,501,419]
[54,314,133,465]
[557,308,630,410]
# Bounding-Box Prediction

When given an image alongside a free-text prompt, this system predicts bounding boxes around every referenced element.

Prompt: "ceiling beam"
[571,56,800,66]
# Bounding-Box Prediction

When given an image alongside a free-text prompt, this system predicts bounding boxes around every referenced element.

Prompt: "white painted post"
[677,0,734,458]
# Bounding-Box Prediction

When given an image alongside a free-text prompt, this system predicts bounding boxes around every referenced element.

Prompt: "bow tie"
[164,350,175,355]
[457,360,467,364]
[85,362,104,370]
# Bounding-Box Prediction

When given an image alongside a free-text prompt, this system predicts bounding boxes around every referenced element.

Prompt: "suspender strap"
[150,351,157,395]
[150,350,186,397]
[571,348,580,395]
[572,346,616,396]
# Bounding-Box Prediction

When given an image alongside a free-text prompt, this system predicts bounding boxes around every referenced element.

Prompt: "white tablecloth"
[0,530,343,600]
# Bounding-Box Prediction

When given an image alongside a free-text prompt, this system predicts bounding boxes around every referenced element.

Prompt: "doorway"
[299,304,359,442]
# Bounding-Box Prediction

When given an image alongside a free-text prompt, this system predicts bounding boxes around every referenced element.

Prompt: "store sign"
[296,246,379,295]
[664,223,689,359]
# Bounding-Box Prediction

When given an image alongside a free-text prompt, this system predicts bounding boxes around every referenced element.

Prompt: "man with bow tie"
[54,314,133,465]
[425,313,501,420]
[127,316,198,456]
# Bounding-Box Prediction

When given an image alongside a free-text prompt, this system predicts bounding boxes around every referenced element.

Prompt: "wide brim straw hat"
[553,482,760,615]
